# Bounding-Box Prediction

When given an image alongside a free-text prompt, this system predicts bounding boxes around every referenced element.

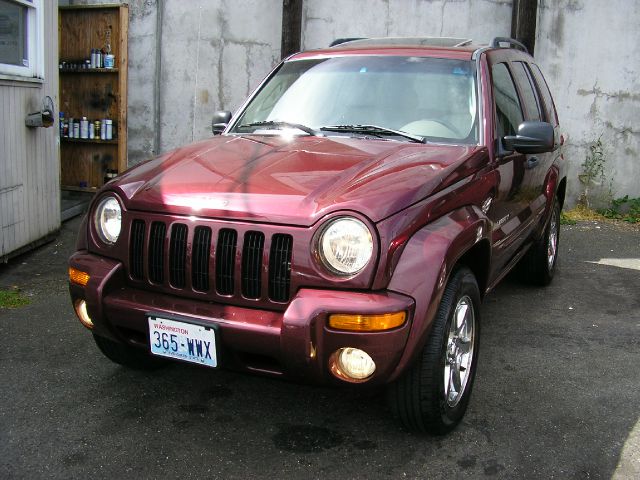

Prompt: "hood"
[112,135,485,226]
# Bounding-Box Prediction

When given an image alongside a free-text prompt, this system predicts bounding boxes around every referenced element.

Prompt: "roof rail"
[490,37,528,54]
[329,38,366,47]
[454,39,473,47]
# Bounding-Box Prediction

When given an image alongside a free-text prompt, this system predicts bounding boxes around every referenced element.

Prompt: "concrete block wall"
[536,0,640,205]
[129,0,282,165]
[302,0,513,49]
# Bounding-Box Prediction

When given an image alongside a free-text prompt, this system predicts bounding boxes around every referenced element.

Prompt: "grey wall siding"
[0,0,60,260]
[536,0,640,205]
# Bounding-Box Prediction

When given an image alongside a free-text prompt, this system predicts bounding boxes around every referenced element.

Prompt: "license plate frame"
[147,313,219,368]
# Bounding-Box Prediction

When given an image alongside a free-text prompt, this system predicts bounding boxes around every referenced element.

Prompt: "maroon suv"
[69,37,566,434]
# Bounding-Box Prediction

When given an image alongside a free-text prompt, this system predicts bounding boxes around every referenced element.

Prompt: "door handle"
[526,156,540,169]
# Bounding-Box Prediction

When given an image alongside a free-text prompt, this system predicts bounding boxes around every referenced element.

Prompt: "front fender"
[386,205,490,381]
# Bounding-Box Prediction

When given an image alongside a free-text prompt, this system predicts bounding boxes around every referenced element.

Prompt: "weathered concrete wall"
[61,0,282,165]
[156,0,281,159]
[536,0,640,205]
[302,0,513,49]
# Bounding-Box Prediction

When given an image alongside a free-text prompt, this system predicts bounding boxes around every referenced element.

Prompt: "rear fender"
[386,205,490,381]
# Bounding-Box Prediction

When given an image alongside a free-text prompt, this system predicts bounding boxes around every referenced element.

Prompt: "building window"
[0,0,43,79]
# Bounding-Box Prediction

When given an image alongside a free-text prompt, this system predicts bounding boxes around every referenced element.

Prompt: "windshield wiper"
[237,121,321,137]
[320,124,425,143]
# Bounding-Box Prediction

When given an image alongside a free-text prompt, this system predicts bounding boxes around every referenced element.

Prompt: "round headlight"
[94,196,122,244]
[318,217,373,275]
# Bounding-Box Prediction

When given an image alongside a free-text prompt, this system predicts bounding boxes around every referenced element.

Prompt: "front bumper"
[69,251,415,385]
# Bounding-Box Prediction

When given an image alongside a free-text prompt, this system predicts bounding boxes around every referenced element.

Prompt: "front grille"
[192,226,212,292]
[269,234,293,302]
[241,231,265,299]
[127,220,293,303]
[148,222,166,283]
[169,224,187,288]
[130,220,145,280]
[216,229,237,296]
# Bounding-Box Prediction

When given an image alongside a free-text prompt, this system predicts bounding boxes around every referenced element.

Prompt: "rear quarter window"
[530,64,559,126]
[512,62,542,122]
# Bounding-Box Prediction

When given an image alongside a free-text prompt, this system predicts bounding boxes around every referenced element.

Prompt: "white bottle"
[80,117,89,139]
[105,119,113,140]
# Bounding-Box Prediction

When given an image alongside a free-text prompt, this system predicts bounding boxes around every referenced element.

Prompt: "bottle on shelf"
[80,117,89,139]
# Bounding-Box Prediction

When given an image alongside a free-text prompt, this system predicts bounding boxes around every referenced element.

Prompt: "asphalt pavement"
[1,216,639,479]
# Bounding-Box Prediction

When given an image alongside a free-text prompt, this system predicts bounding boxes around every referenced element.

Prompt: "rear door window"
[491,63,523,139]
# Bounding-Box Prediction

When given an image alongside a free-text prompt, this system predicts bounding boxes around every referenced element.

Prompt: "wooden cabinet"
[58,4,128,192]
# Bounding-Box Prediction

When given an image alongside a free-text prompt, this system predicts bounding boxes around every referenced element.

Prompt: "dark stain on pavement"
[179,404,209,414]
[201,384,233,399]
[483,459,505,475]
[273,424,344,453]
[62,451,88,467]
[458,454,477,469]
[352,439,377,450]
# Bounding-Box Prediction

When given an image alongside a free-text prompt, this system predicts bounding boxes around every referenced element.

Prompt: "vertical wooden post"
[511,0,538,55]
[281,0,303,59]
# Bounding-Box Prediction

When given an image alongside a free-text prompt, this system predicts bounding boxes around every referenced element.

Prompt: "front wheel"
[387,267,481,434]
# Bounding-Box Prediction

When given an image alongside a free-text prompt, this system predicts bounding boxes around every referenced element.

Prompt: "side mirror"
[503,121,554,154]
[212,110,232,135]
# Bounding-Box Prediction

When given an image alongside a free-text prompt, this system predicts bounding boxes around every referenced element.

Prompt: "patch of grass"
[0,288,30,309]
[561,205,606,224]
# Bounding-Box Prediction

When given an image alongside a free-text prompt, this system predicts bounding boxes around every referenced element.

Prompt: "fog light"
[69,267,90,286]
[74,299,94,329]
[328,311,406,331]
[329,347,376,382]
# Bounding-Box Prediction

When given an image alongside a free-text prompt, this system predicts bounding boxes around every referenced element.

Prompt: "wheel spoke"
[455,302,469,336]
[450,361,462,398]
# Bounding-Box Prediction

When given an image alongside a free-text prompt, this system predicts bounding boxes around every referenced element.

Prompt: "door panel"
[487,61,533,279]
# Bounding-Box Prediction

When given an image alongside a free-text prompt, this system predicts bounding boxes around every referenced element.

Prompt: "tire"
[520,197,560,286]
[388,267,481,434]
[93,334,167,370]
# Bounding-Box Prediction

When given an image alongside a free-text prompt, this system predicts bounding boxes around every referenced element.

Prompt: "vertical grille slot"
[169,224,188,288]
[241,231,265,299]
[130,220,145,280]
[148,222,166,284]
[268,234,293,302]
[192,226,212,292]
[215,229,237,295]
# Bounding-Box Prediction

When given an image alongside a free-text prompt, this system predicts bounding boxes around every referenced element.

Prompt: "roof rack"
[329,37,474,48]
[490,37,528,54]
[329,38,366,47]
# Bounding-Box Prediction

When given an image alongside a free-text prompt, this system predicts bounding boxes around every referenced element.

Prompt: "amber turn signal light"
[69,267,90,286]
[328,311,406,332]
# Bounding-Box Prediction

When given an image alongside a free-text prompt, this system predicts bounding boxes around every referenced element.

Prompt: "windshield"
[230,56,478,144]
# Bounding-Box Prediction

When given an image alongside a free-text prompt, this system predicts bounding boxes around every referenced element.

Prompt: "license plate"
[148,316,218,368]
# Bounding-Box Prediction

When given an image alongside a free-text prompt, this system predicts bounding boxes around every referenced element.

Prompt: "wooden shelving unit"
[58,4,128,191]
